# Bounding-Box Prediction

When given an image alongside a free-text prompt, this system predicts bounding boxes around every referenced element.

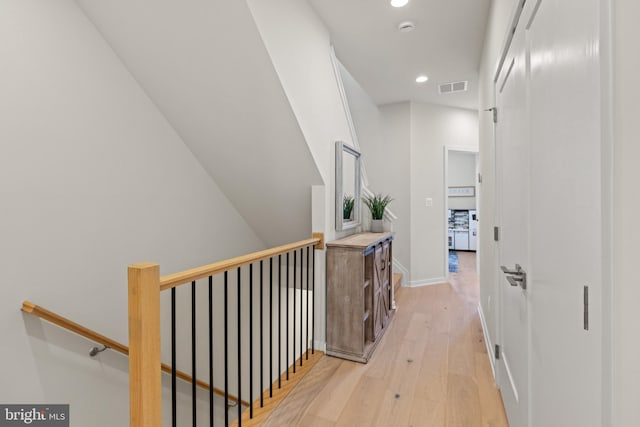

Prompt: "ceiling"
[308,0,492,110]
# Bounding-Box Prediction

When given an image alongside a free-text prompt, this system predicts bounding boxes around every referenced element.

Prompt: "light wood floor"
[261,251,509,427]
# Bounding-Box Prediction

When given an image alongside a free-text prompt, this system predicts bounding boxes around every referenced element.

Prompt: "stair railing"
[128,233,324,427]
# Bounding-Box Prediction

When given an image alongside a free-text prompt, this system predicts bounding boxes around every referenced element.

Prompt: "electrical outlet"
[425,197,433,207]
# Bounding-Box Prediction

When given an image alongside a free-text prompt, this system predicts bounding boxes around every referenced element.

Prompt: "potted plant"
[343,195,355,220]
[363,193,393,232]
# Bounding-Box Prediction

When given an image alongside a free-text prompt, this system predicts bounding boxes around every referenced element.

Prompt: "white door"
[495,0,603,426]
[495,25,529,427]
[526,0,602,425]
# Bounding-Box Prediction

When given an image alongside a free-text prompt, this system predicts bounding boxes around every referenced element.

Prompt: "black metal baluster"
[260,260,264,408]
[192,281,197,427]
[209,276,214,427]
[306,246,309,360]
[278,255,282,389]
[172,287,177,427]
[224,271,229,427]
[270,257,273,397]
[237,268,242,426]
[312,246,315,354]
[249,264,254,419]
[300,248,303,367]
[293,250,296,374]
[286,252,289,380]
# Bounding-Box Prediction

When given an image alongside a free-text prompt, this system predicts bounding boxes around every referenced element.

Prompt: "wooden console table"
[326,232,395,363]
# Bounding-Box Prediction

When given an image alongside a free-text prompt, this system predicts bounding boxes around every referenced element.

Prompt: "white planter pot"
[371,219,384,232]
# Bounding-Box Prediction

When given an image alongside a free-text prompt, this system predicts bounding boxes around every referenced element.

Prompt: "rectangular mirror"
[335,141,361,231]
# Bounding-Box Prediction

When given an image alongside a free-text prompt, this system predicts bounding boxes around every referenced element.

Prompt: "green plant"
[363,193,393,220]
[343,195,355,220]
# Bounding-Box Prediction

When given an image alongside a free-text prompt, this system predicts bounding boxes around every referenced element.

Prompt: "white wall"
[246,0,352,186]
[374,102,478,285]
[246,0,355,349]
[74,0,323,247]
[409,103,479,285]
[612,1,640,425]
[477,0,516,371]
[0,1,264,425]
[338,64,411,274]
[448,151,478,210]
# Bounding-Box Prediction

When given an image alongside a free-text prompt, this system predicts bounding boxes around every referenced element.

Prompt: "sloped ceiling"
[74,0,323,246]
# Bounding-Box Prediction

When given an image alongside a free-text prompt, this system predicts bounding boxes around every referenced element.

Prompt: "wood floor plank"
[414,332,449,403]
[259,252,508,427]
[261,355,341,427]
[334,375,387,426]
[231,351,325,427]
[474,353,510,427]
[298,413,335,427]
[408,397,446,427]
[472,314,489,354]
[404,311,431,342]
[372,336,428,426]
[447,316,476,377]
[445,373,483,427]
[305,360,367,422]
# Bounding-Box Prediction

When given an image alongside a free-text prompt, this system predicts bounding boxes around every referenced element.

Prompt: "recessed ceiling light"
[416,75,429,83]
[390,0,409,8]
[397,21,416,32]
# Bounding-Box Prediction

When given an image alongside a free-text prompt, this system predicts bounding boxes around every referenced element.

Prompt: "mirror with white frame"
[335,141,361,231]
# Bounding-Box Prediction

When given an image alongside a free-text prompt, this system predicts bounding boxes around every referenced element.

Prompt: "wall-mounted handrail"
[159,233,324,291]
[22,301,128,353]
[21,301,248,406]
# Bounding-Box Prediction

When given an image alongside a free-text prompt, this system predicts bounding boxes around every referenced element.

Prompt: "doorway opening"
[444,148,479,276]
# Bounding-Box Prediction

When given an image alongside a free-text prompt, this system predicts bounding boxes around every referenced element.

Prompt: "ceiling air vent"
[438,81,468,94]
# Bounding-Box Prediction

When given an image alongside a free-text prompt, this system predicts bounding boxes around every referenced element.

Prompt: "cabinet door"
[381,241,391,323]
[373,245,383,338]
[373,243,390,338]
[454,231,469,250]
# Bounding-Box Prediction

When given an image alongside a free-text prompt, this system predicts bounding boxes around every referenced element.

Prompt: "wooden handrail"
[159,233,324,291]
[22,301,129,353]
[21,301,249,407]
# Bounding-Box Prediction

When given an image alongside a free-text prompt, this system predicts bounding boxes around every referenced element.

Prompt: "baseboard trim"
[477,302,496,379]
[405,277,447,288]
[392,258,409,284]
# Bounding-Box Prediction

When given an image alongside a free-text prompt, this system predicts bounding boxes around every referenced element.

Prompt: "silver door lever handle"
[501,264,524,275]
[500,264,527,290]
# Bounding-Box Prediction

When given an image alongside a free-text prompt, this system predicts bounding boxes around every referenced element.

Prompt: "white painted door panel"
[494,0,603,426]
[526,0,602,426]
[496,27,529,427]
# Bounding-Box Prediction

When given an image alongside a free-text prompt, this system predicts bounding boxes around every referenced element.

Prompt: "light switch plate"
[425,197,433,207]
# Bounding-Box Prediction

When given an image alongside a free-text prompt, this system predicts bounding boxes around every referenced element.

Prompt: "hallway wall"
[339,65,411,275]
[410,103,478,285]
[374,102,479,285]
[74,0,324,247]
[0,1,264,425]
[245,0,357,350]
[612,0,640,424]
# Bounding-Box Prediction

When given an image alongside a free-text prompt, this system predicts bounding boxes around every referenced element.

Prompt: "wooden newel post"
[128,263,161,427]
